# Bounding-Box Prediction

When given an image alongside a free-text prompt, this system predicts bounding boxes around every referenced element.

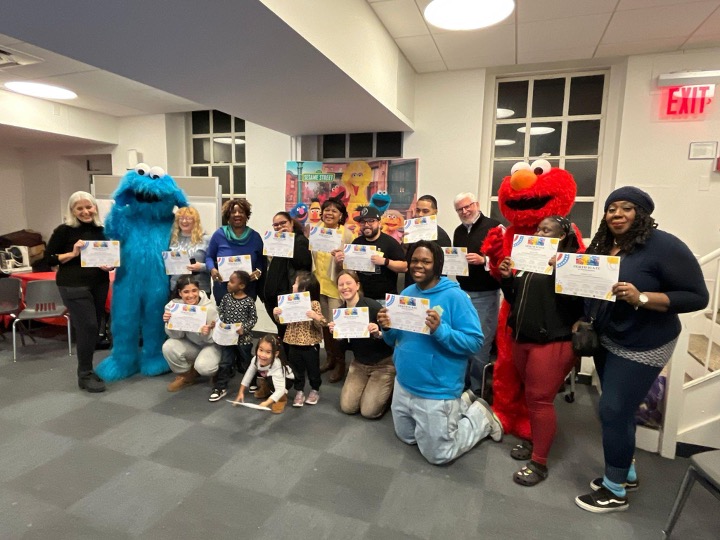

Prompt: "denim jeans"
[340,356,395,419]
[465,289,499,390]
[391,380,493,465]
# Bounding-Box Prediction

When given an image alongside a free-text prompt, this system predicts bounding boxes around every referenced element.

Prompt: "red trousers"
[512,340,576,465]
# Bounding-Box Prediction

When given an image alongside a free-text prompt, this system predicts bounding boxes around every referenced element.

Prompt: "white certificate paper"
[80,241,120,267]
[385,293,431,334]
[343,244,377,272]
[276,291,312,324]
[510,235,560,275]
[217,255,252,282]
[332,307,370,339]
[166,303,208,333]
[162,250,191,275]
[555,253,621,301]
[441,247,469,276]
[262,231,295,258]
[309,226,342,253]
[403,215,438,243]
[212,322,242,346]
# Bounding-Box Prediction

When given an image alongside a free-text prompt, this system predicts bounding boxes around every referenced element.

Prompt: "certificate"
[385,293,431,334]
[212,322,242,346]
[276,291,312,324]
[309,226,342,253]
[510,234,560,275]
[80,241,120,267]
[441,247,468,276]
[555,253,621,301]
[262,231,295,258]
[332,307,370,339]
[162,250,191,275]
[165,303,208,332]
[217,255,252,282]
[343,244,377,272]
[403,215,438,243]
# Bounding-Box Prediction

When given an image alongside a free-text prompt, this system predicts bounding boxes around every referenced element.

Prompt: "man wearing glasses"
[335,205,407,302]
[452,193,501,392]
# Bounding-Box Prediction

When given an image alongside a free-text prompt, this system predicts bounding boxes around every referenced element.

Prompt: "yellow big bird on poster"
[341,161,373,232]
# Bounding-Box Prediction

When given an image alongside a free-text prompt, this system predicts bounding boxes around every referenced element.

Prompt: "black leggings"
[59,283,109,376]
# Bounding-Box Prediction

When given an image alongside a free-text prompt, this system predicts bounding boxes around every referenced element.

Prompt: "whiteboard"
[91,175,221,232]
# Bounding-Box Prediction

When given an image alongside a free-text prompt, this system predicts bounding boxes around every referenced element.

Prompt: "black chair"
[663,450,720,538]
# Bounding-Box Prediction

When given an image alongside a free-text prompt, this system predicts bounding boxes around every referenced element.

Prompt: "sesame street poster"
[284,159,419,238]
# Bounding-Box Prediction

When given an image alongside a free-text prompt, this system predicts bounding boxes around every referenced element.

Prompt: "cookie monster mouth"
[134,191,161,203]
[505,196,552,211]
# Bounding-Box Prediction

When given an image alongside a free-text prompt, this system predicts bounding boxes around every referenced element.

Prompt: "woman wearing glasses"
[259,211,312,348]
[168,206,211,296]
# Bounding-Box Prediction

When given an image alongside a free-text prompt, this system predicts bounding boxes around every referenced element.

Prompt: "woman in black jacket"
[260,212,312,351]
[498,216,582,487]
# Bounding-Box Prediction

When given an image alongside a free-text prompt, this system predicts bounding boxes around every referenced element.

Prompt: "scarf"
[222,225,253,246]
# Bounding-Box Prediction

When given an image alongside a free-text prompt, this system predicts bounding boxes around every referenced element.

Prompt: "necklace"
[613,239,619,246]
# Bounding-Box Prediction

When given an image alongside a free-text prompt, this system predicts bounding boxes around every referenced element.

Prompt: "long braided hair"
[586,206,657,255]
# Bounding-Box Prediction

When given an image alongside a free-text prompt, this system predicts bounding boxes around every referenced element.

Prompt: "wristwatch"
[635,293,649,310]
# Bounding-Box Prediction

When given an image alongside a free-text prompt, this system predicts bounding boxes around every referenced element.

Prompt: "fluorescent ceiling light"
[214,137,245,145]
[494,139,515,146]
[496,108,515,119]
[424,0,515,31]
[4,81,77,99]
[517,126,555,135]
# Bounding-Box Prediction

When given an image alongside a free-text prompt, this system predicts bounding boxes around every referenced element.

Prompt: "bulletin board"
[91,175,221,232]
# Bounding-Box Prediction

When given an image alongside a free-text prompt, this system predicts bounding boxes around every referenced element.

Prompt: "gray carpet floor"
[0,326,718,539]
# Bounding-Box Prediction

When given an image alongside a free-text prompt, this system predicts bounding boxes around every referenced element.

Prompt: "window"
[321,132,403,159]
[190,110,246,204]
[490,73,607,237]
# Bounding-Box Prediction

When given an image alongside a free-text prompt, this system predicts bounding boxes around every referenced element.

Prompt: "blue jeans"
[465,289,499,390]
[391,380,492,465]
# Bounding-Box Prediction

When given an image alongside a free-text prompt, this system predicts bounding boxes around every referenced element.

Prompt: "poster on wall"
[285,159,419,238]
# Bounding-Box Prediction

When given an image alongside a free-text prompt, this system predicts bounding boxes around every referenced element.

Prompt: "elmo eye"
[511,162,531,175]
[530,159,551,175]
[134,163,150,176]
[149,166,165,179]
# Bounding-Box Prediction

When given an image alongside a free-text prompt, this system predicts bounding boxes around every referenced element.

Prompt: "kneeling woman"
[377,241,503,465]
[328,270,395,419]
[498,216,583,486]
[162,275,221,391]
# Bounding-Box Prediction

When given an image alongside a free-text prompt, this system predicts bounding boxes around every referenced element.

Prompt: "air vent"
[0,47,43,70]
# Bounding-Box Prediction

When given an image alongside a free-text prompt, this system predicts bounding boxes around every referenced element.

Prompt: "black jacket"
[260,233,312,308]
[338,296,394,364]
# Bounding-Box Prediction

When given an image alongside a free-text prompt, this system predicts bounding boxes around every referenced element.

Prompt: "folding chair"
[11,280,71,361]
[0,277,30,343]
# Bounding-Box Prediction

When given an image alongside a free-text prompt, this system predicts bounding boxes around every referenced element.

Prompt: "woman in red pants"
[498,216,582,486]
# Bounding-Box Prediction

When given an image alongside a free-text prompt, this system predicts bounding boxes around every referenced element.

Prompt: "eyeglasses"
[359,219,378,224]
[455,202,476,214]
[272,220,289,229]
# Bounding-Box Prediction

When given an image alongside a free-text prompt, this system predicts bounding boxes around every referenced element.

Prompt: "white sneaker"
[472,398,503,442]
[293,391,305,407]
[461,389,479,407]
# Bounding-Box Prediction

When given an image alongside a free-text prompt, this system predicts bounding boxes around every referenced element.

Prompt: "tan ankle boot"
[254,378,272,399]
[167,371,193,392]
[328,359,346,383]
[270,394,288,414]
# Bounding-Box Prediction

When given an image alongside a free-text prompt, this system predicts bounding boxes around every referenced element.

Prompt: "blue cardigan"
[205,227,265,298]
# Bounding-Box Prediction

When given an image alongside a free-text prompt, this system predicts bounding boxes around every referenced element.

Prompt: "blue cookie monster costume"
[96,164,188,382]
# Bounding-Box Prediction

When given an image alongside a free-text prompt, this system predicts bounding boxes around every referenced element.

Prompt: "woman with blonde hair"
[169,206,211,295]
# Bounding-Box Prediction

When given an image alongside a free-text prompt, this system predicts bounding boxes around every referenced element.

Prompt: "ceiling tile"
[396,35,443,64]
[0,43,97,79]
[595,37,684,57]
[603,2,718,43]
[413,59,448,73]
[683,33,720,48]
[371,0,428,38]
[690,6,720,36]
[0,33,23,46]
[519,13,611,53]
[517,0,617,23]
[434,25,516,69]
[519,46,597,64]
[617,0,720,10]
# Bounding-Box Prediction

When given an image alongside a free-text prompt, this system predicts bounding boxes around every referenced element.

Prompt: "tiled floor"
[1,327,718,539]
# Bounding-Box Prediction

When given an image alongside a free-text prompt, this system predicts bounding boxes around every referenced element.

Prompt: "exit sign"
[664,85,714,116]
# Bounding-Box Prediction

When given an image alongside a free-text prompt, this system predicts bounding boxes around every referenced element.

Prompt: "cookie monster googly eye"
[134,163,151,176]
[149,166,165,180]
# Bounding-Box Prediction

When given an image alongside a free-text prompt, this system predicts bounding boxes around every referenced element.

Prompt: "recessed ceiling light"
[496,108,515,119]
[214,137,245,145]
[424,0,515,31]
[517,126,555,135]
[494,139,515,146]
[4,81,77,100]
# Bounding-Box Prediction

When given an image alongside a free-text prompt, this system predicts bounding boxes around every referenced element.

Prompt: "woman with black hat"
[574,187,708,514]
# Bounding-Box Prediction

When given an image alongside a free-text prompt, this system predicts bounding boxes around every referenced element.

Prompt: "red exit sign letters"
[665,85,714,116]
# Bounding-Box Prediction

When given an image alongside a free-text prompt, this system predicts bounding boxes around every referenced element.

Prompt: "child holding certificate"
[497,216,582,486]
[210,271,258,402]
[328,270,395,419]
[273,271,326,408]
[234,335,295,414]
[162,275,220,392]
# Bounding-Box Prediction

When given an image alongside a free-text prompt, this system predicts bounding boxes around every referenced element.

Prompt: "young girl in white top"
[234,335,295,414]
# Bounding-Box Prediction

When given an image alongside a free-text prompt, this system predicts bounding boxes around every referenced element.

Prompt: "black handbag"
[572,302,601,356]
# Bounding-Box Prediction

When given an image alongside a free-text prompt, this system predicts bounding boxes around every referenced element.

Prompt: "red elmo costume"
[481,159,583,441]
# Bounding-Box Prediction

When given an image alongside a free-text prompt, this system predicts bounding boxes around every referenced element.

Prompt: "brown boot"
[319,358,336,373]
[254,378,272,399]
[270,394,288,414]
[167,369,197,392]
[328,359,346,383]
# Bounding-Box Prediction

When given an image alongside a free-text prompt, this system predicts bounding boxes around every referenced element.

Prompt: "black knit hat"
[604,186,654,214]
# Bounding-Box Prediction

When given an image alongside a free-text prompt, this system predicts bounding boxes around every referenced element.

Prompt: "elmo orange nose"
[510,169,537,191]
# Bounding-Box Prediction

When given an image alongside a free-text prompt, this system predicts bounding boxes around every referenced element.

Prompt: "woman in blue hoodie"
[377,240,503,465]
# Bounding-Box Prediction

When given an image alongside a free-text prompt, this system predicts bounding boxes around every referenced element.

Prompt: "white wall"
[0,147,27,233]
[111,115,168,175]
